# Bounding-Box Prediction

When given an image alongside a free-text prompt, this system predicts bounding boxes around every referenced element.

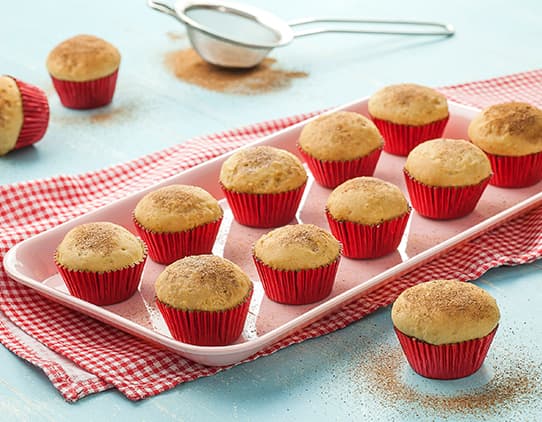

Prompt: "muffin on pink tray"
[219,145,307,228]
[155,255,253,346]
[133,184,223,265]
[468,102,542,188]
[297,111,384,188]
[253,224,341,305]
[325,177,410,259]
[46,35,120,109]
[0,75,49,155]
[404,138,492,219]
[392,279,500,379]
[55,222,147,306]
[368,83,449,156]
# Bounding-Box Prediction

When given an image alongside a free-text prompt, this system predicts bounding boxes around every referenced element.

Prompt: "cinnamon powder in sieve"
[164,48,307,95]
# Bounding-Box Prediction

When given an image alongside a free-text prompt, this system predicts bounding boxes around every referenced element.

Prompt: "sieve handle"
[288,17,455,37]
[148,0,181,19]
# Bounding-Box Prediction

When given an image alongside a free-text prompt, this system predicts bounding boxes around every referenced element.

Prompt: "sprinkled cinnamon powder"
[51,104,134,126]
[350,339,542,417]
[166,31,186,41]
[164,48,307,95]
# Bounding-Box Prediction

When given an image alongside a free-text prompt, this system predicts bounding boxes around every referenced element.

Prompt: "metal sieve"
[148,0,455,69]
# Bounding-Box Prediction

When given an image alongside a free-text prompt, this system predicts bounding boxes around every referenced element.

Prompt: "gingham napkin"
[1,70,542,402]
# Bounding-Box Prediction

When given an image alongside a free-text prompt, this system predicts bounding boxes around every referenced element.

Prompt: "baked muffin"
[404,138,492,219]
[46,34,121,109]
[0,75,49,155]
[297,111,384,188]
[253,224,341,304]
[325,177,410,258]
[155,255,253,346]
[55,222,147,305]
[368,83,449,156]
[468,102,542,188]
[219,145,307,227]
[133,184,223,264]
[392,279,500,379]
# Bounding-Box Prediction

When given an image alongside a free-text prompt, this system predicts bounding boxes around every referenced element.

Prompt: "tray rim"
[4,98,542,365]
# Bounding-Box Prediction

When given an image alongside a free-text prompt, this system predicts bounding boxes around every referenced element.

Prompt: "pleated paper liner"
[50,69,119,109]
[297,145,382,189]
[485,150,542,188]
[156,288,253,346]
[220,182,306,228]
[10,77,50,150]
[133,215,222,265]
[403,170,490,220]
[253,255,340,305]
[325,210,410,259]
[394,326,498,380]
[370,115,449,156]
[54,248,147,306]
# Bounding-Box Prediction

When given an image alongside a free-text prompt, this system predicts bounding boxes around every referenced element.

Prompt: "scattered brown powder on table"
[351,341,541,418]
[166,31,186,41]
[164,48,308,95]
[51,103,134,126]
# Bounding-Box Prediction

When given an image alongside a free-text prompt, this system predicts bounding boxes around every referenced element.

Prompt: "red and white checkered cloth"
[1,69,542,402]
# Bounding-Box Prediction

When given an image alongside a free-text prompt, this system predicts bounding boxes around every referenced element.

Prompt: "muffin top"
[253,224,340,271]
[404,138,491,187]
[298,111,384,161]
[468,102,542,156]
[0,76,23,156]
[326,177,409,225]
[155,255,253,312]
[46,35,121,81]
[219,145,307,194]
[134,184,223,233]
[368,83,449,126]
[56,222,145,272]
[391,279,500,345]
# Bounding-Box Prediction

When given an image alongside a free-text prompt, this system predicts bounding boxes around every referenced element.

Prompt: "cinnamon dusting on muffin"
[479,102,542,140]
[155,255,252,311]
[399,279,497,320]
[72,223,117,255]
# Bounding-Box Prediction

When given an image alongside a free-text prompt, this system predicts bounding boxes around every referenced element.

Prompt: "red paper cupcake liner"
[326,210,410,259]
[10,77,50,150]
[55,251,147,306]
[50,69,119,109]
[297,145,382,188]
[253,255,340,305]
[133,216,222,265]
[486,151,542,188]
[394,326,498,379]
[156,288,253,346]
[404,170,490,220]
[220,182,306,228]
[370,115,449,156]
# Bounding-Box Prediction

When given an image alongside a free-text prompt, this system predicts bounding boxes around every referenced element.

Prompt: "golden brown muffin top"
[56,222,146,272]
[298,111,383,161]
[0,76,23,156]
[468,102,542,156]
[134,184,223,233]
[368,83,449,126]
[46,35,121,81]
[326,177,409,225]
[219,145,307,194]
[253,224,340,271]
[155,255,253,312]
[391,279,500,345]
[404,138,491,187]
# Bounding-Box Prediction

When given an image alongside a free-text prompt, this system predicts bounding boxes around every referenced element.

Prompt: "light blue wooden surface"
[0,0,541,420]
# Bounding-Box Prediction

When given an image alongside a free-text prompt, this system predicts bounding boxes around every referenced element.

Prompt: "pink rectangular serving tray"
[4,98,542,366]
